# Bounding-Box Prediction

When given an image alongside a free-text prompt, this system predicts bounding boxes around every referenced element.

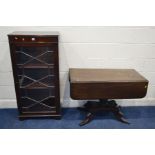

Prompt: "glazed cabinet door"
[8,38,60,119]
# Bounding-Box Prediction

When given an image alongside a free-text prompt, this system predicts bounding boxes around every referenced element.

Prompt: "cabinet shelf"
[17,64,55,69]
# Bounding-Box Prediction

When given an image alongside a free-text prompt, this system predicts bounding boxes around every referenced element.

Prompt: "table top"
[69,68,148,83]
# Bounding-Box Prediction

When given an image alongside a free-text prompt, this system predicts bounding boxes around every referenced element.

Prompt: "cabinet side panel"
[8,38,22,114]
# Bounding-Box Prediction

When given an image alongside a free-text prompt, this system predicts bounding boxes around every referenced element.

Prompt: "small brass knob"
[31,37,35,41]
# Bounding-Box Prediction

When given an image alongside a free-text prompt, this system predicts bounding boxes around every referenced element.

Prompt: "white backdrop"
[0,26,155,108]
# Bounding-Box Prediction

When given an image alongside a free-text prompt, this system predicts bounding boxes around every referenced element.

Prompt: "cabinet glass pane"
[16,46,55,66]
[20,88,56,113]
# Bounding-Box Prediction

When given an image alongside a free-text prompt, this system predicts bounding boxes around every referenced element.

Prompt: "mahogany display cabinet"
[8,31,61,120]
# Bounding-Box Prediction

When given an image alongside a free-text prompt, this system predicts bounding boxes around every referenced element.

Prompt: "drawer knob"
[15,37,18,40]
[31,37,36,41]
[22,38,25,41]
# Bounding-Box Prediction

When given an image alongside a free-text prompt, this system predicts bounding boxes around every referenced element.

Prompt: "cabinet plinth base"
[18,114,61,120]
